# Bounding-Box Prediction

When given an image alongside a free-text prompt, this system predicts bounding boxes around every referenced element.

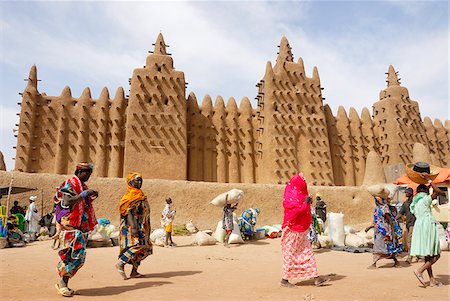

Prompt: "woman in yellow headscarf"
[116,172,152,279]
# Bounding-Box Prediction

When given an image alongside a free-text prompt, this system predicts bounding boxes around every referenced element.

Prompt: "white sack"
[328,212,345,247]
[192,231,217,246]
[344,225,355,235]
[210,189,244,207]
[214,221,226,243]
[150,228,166,242]
[345,233,367,248]
[228,221,244,244]
[318,235,332,249]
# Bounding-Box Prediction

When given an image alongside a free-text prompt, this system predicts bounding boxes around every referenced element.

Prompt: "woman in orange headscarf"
[116,172,152,279]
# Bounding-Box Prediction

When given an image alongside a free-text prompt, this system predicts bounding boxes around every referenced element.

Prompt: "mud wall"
[0,171,374,230]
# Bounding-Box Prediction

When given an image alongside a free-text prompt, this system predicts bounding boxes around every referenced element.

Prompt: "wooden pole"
[41,188,44,215]
[5,172,14,217]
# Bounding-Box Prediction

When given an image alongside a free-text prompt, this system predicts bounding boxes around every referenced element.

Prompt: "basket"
[0,237,8,249]
[406,163,440,184]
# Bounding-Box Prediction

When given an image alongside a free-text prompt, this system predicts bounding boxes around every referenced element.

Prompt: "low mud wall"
[0,171,374,230]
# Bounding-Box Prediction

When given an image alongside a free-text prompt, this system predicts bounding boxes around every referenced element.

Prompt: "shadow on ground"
[144,270,202,278]
[76,281,172,296]
[295,273,346,287]
[435,274,450,285]
[76,270,202,296]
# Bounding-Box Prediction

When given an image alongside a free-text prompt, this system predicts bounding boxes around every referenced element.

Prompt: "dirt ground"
[0,236,449,301]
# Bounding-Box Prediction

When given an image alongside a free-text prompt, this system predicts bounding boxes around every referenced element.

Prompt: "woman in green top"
[410,174,442,288]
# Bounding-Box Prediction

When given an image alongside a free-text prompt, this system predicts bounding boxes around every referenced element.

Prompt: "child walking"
[161,198,176,247]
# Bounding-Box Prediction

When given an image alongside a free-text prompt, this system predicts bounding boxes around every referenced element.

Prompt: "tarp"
[393,167,450,191]
[0,187,36,197]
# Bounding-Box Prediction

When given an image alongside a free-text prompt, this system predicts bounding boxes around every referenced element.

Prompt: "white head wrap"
[29,196,37,202]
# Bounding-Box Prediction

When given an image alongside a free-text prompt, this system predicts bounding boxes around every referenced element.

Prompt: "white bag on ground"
[228,221,244,244]
[439,236,448,251]
[110,230,119,239]
[328,212,345,247]
[345,233,367,248]
[214,221,226,243]
[344,225,355,235]
[150,228,165,242]
[192,231,216,246]
[262,225,279,238]
[210,189,244,207]
[365,228,374,240]
[318,235,332,248]
[186,220,198,233]
[89,232,105,242]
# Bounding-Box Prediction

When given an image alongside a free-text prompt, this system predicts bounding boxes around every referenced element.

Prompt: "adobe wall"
[13,34,450,186]
[0,171,374,230]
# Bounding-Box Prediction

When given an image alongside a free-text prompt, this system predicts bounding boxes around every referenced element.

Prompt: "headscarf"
[282,173,312,232]
[119,172,145,217]
[76,163,94,172]
[29,196,37,202]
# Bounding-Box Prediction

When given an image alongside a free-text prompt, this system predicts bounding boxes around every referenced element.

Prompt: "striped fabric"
[281,227,319,280]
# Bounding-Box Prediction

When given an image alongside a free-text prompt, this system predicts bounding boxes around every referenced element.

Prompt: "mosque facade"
[14,34,450,185]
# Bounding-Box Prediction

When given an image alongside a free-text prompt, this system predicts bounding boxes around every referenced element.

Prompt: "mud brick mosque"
[14,34,450,185]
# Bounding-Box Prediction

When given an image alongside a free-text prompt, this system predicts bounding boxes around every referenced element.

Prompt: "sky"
[0,1,448,171]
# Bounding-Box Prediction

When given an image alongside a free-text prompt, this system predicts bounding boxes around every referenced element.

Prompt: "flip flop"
[430,281,443,288]
[55,284,73,297]
[115,263,128,280]
[413,270,426,287]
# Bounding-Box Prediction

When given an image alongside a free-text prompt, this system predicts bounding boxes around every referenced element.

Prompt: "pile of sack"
[260,225,282,239]
[87,218,119,248]
[318,212,373,249]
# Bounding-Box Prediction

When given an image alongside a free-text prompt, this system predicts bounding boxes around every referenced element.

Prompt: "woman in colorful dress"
[280,173,329,288]
[54,163,98,297]
[116,172,152,280]
[368,196,403,269]
[410,177,443,287]
[238,208,260,240]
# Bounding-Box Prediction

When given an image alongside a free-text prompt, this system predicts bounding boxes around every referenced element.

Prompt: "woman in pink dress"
[281,173,329,288]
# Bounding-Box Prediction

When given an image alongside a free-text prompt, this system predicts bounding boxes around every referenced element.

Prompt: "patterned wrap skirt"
[57,230,87,278]
[281,227,319,280]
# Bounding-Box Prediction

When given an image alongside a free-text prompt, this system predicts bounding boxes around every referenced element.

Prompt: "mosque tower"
[255,37,334,185]
[123,34,187,179]
[372,65,428,166]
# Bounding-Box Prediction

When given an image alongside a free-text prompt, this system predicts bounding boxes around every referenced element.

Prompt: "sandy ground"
[0,236,449,301]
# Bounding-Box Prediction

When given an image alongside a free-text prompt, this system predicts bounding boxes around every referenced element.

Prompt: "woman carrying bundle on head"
[410,179,443,287]
[368,195,403,269]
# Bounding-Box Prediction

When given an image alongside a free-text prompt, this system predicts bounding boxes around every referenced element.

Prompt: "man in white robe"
[25,196,40,240]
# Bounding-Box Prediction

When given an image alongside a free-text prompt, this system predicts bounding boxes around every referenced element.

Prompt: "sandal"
[115,263,128,280]
[413,270,426,287]
[55,284,73,297]
[430,279,443,288]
